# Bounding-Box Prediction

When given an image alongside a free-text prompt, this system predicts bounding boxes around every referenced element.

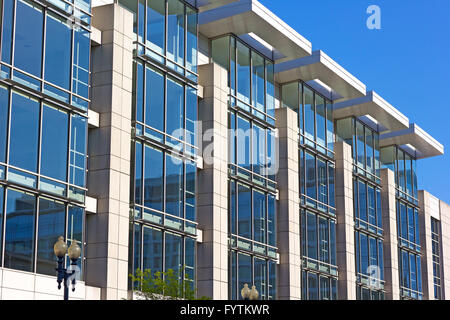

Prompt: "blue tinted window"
[41,105,68,181]
[307,272,319,300]
[236,42,250,105]
[166,77,184,144]
[1,0,14,64]
[145,66,164,133]
[135,142,143,205]
[144,145,163,211]
[238,253,252,299]
[252,124,264,176]
[9,92,39,172]
[14,0,43,78]
[69,115,87,187]
[186,86,197,152]
[165,153,183,217]
[167,0,184,68]
[135,62,144,122]
[316,96,326,148]
[165,232,182,276]
[45,13,72,91]
[318,216,329,263]
[73,25,90,101]
[304,87,314,142]
[266,62,275,121]
[5,189,36,272]
[67,205,84,278]
[0,186,3,262]
[305,152,316,201]
[185,161,196,222]
[237,183,251,239]
[0,85,8,163]
[230,181,236,235]
[360,232,369,275]
[268,194,276,247]
[185,237,195,282]
[307,211,317,260]
[36,197,65,275]
[253,190,266,244]
[143,226,162,274]
[252,52,265,114]
[254,258,267,300]
[237,116,250,172]
[328,164,335,208]
[186,6,197,73]
[317,158,327,205]
[147,0,165,54]
[330,220,336,265]
[358,181,367,222]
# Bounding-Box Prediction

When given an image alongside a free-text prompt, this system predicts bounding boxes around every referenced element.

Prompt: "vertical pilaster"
[196,63,229,299]
[334,141,356,300]
[380,168,400,300]
[85,4,134,300]
[275,107,301,300]
[439,200,450,300]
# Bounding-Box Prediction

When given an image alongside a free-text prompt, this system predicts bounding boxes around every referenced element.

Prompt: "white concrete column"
[85,4,134,300]
[334,141,356,300]
[380,168,400,300]
[275,107,301,300]
[196,63,229,300]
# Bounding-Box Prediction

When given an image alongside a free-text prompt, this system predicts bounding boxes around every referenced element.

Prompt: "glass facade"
[0,0,91,110]
[431,218,442,300]
[0,0,90,279]
[335,117,385,299]
[212,35,277,300]
[281,81,337,300]
[124,0,199,295]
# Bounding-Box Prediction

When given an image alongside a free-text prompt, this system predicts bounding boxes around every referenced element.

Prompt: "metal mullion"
[33,195,39,273]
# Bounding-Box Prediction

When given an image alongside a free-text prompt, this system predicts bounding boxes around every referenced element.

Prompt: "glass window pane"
[167,0,184,67]
[185,237,195,287]
[358,181,367,222]
[254,258,267,300]
[5,189,36,272]
[73,25,90,101]
[41,105,68,181]
[307,272,319,300]
[306,152,316,201]
[186,87,197,153]
[236,41,250,106]
[145,66,164,134]
[320,276,330,300]
[328,164,335,208]
[69,114,87,187]
[405,154,412,195]
[186,6,197,73]
[230,181,236,235]
[268,194,276,247]
[304,87,314,142]
[252,124,265,176]
[400,203,407,240]
[317,158,327,205]
[237,183,251,239]
[166,77,184,147]
[135,62,144,122]
[307,211,318,260]
[147,0,165,54]
[165,154,183,217]
[144,145,163,211]
[360,233,368,275]
[408,206,415,244]
[326,101,334,152]
[143,226,163,274]
[134,142,143,204]
[9,91,39,173]
[356,121,365,169]
[0,85,8,163]
[251,52,265,113]
[1,0,14,64]
[185,161,196,222]
[237,116,250,172]
[268,260,276,300]
[230,251,237,299]
[316,96,326,148]
[14,0,43,78]
[45,12,72,91]
[330,220,336,266]
[36,198,65,275]
[319,217,329,263]
[266,62,275,122]
[165,232,182,276]
[367,186,376,226]
[365,129,374,174]
[0,186,4,262]
[238,253,252,299]
[67,205,84,278]
[253,190,266,244]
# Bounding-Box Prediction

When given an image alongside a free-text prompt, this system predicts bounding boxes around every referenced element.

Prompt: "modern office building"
[0,0,447,300]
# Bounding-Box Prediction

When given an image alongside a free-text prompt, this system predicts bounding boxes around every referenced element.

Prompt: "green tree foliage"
[129,267,210,300]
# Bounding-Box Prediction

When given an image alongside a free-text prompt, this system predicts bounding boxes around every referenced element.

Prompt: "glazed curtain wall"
[0,0,91,110]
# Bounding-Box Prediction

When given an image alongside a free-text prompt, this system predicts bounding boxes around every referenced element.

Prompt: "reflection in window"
[147,0,165,54]
[143,226,163,274]
[4,189,36,272]
[37,198,65,275]
[9,91,39,173]
[165,154,184,217]
[167,0,184,72]
[0,85,8,164]
[41,105,68,182]
[144,145,164,212]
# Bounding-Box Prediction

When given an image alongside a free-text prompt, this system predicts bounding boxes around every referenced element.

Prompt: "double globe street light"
[53,236,82,300]
[240,283,259,300]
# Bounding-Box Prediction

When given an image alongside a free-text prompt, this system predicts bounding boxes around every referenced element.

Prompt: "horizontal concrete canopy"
[380,123,444,159]
[274,50,366,101]
[196,0,239,11]
[198,0,312,62]
[333,91,410,132]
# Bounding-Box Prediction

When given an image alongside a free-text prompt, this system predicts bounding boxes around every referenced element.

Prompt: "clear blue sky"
[259,0,450,203]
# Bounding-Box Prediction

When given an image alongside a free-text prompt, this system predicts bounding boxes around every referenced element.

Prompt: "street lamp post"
[240,283,259,300]
[53,236,81,300]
